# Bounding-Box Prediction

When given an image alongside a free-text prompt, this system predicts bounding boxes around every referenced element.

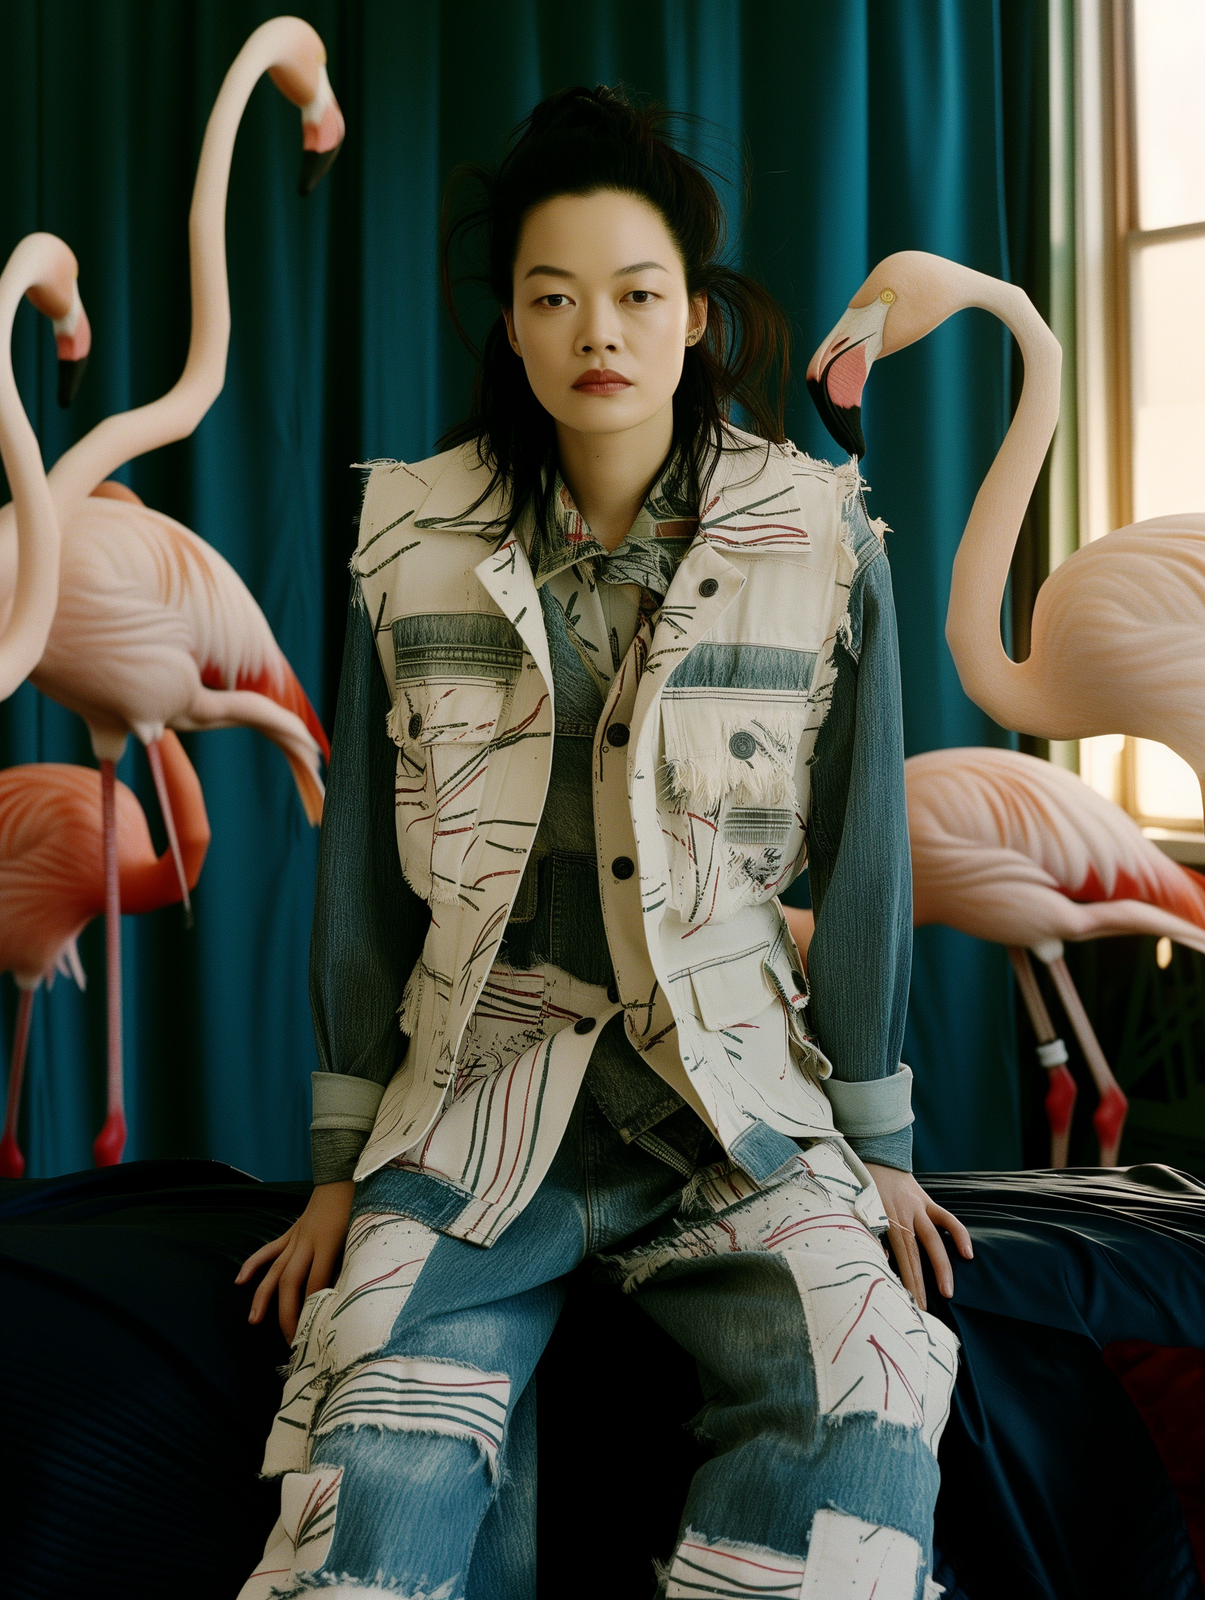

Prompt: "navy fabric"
[2,1161,1204,1598]
[0,0,1042,1180]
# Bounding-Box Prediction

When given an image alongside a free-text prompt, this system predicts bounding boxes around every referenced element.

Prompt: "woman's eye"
[625,290,654,304]
[540,294,569,308]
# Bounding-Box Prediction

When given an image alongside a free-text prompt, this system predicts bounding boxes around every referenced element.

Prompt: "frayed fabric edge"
[269,1573,460,1599]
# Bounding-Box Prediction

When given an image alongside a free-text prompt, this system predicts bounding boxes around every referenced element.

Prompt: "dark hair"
[438,85,791,538]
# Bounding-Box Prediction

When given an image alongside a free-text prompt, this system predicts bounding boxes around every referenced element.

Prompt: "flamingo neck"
[943,279,1061,734]
[119,734,210,913]
[0,237,63,698]
[47,17,318,517]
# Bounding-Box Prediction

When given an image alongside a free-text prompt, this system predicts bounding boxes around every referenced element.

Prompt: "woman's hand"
[236,1179,354,1342]
[864,1163,973,1311]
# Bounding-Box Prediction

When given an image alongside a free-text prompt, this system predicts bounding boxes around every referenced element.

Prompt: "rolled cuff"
[847,1125,913,1173]
[312,1127,370,1187]
[822,1064,914,1140]
[311,1070,386,1134]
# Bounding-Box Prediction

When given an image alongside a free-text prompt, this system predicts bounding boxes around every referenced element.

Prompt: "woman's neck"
[556,402,673,552]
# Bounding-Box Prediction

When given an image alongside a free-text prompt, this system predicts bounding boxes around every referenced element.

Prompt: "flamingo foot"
[1044,1063,1078,1169]
[1093,1085,1129,1168]
[92,1108,127,1168]
[0,1129,24,1178]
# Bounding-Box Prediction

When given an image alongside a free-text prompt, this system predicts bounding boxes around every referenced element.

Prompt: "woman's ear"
[502,307,522,358]
[689,291,709,344]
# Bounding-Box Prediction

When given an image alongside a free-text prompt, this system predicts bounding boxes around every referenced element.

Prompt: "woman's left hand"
[864,1162,973,1311]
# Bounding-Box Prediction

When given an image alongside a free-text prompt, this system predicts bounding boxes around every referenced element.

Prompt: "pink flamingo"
[907,747,1205,1166]
[0,730,209,1175]
[781,748,1205,1167]
[0,232,89,701]
[805,251,1205,808]
[0,24,341,1164]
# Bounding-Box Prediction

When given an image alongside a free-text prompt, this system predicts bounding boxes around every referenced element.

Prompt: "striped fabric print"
[613,1150,955,1440]
[797,1511,922,1600]
[238,1467,344,1599]
[261,1287,338,1477]
[326,1213,439,1371]
[313,1357,511,1479]
[666,1529,807,1598]
[260,1215,438,1477]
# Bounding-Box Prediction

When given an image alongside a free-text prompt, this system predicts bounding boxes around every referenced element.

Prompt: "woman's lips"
[572,369,632,395]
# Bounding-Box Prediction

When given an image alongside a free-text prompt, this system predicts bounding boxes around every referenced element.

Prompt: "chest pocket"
[657,643,819,926]
[386,612,523,906]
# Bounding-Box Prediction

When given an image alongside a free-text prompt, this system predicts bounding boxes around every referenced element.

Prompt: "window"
[1077,0,1205,841]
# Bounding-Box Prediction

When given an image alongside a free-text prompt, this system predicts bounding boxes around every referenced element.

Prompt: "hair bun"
[525,85,630,140]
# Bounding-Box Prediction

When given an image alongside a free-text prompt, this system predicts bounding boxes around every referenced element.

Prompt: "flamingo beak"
[52,280,91,408]
[805,292,896,461]
[299,65,345,196]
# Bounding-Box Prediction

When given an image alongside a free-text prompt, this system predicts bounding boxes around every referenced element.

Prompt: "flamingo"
[782,748,1205,1167]
[0,25,340,1168]
[0,730,209,1176]
[0,232,89,701]
[907,746,1205,1166]
[805,250,1205,809]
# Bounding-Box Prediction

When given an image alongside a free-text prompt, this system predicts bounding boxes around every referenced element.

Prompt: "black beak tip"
[57,354,88,410]
[806,375,865,461]
[298,139,343,198]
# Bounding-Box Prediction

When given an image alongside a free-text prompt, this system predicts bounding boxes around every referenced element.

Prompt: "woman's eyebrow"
[615,260,667,275]
[524,264,575,280]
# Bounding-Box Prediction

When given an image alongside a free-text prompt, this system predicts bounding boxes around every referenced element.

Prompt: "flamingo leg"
[1008,947,1077,1168]
[145,736,192,924]
[92,759,127,1167]
[0,986,36,1178]
[1044,955,1128,1167]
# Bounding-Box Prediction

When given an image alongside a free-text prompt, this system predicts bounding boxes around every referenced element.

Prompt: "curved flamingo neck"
[119,732,210,913]
[47,17,322,517]
[0,236,65,698]
[943,275,1061,733]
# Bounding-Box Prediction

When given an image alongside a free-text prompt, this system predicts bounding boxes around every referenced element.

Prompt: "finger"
[916,1213,954,1299]
[902,1225,927,1312]
[887,1221,924,1309]
[236,1230,293,1284]
[278,1245,315,1343]
[929,1205,974,1260]
[306,1240,343,1302]
[249,1247,292,1326]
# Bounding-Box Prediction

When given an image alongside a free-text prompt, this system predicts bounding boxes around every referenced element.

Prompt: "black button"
[611,856,635,879]
[698,577,719,597]
[728,731,756,760]
[607,722,630,747]
[574,1016,596,1035]
[607,983,619,1003]
[791,970,806,991]
[407,712,422,739]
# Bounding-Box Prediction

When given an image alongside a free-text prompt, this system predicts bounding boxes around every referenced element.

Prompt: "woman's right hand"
[236,1179,355,1342]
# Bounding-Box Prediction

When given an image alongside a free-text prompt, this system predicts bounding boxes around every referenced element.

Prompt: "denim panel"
[727,1119,806,1184]
[354,1164,477,1233]
[534,736,597,854]
[392,609,524,684]
[634,1252,940,1582]
[548,852,615,984]
[309,587,431,1182]
[848,1126,914,1172]
[584,1014,695,1143]
[806,549,913,1173]
[311,1127,368,1187]
[666,640,819,692]
[537,583,605,735]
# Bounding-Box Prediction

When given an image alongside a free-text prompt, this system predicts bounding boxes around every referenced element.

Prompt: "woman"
[238,87,970,1600]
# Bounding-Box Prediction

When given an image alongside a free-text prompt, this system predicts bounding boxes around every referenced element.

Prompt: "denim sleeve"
[806,538,914,1172]
[308,584,432,1184]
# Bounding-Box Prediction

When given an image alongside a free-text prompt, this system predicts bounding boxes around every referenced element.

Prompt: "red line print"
[832,1275,890,1362]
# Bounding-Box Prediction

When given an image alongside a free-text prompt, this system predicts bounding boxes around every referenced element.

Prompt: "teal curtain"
[0,0,1041,1179]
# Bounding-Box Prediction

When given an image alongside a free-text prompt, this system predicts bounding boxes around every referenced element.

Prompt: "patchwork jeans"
[240,1090,957,1600]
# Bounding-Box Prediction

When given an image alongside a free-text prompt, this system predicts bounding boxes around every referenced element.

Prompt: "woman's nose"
[576,302,620,355]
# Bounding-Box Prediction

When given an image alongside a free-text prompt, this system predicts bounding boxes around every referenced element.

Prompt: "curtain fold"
[0,0,1043,1178]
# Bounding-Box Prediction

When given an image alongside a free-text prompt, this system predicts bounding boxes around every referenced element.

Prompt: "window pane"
[1130,232,1205,522]
[1133,0,1205,230]
[1134,738,1204,826]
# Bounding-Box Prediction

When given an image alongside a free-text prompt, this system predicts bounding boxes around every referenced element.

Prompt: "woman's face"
[505,189,706,437]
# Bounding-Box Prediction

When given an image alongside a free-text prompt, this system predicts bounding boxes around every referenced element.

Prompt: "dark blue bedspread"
[2,1161,1202,1600]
